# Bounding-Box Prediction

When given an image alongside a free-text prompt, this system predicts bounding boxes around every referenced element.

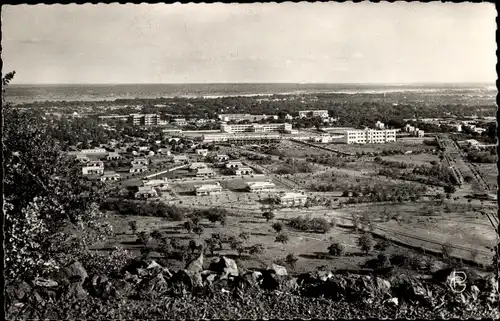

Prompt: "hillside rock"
[134,273,169,300]
[186,253,204,273]
[209,256,239,279]
[65,282,88,301]
[173,269,203,291]
[34,277,58,288]
[267,264,287,276]
[6,280,32,302]
[63,261,88,283]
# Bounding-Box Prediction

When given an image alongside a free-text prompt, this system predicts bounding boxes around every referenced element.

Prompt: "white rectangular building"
[220,123,292,133]
[194,182,222,196]
[142,178,169,190]
[234,166,254,176]
[196,167,216,177]
[190,162,208,170]
[82,166,104,176]
[278,192,308,207]
[135,186,159,199]
[344,129,397,144]
[246,181,276,193]
[195,149,209,157]
[298,110,329,118]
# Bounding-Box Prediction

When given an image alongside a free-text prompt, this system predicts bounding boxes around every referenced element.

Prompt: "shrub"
[275,233,289,245]
[272,222,283,233]
[285,253,298,269]
[328,242,345,256]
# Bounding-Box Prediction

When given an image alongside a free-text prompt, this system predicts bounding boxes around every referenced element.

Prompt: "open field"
[379,153,441,166]
[324,140,435,154]
[473,163,498,190]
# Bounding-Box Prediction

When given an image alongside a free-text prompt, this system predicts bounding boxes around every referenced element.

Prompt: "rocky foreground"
[6,254,499,320]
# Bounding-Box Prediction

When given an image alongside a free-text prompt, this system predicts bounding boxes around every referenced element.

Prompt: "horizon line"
[9,81,497,86]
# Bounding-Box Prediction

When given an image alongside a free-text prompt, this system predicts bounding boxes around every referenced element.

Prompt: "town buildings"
[246,181,276,193]
[107,152,122,160]
[218,113,268,122]
[172,118,187,126]
[172,154,189,164]
[189,162,208,170]
[195,149,209,157]
[216,154,230,162]
[344,129,397,144]
[234,166,254,176]
[131,158,149,166]
[375,121,385,130]
[194,182,222,196]
[82,165,104,175]
[226,161,243,169]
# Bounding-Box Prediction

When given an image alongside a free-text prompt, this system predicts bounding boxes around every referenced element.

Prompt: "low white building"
[157,148,171,156]
[87,160,104,168]
[131,158,148,166]
[234,166,254,176]
[135,186,159,199]
[277,191,308,207]
[195,149,209,157]
[173,118,187,126]
[190,162,208,170]
[194,182,222,196]
[196,167,216,177]
[143,178,169,190]
[100,171,121,182]
[82,166,104,176]
[130,165,148,173]
[226,161,243,169]
[75,154,90,163]
[107,152,122,160]
[375,121,385,130]
[79,148,107,155]
[247,181,276,193]
[299,110,329,118]
[172,154,189,164]
[217,154,230,162]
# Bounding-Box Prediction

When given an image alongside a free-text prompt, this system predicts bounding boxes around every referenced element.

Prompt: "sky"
[1,3,497,84]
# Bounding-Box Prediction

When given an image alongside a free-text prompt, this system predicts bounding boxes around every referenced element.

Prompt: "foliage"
[4,71,112,280]
[441,242,453,260]
[272,222,283,233]
[357,233,374,256]
[288,215,331,233]
[262,211,275,222]
[275,233,289,245]
[101,200,186,221]
[328,242,345,256]
[128,221,138,234]
[249,244,266,256]
[285,253,298,269]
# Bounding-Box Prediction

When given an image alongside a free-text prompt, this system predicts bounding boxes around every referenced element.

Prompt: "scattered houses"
[172,154,189,164]
[142,177,169,190]
[131,158,149,166]
[226,161,243,169]
[234,166,254,176]
[106,152,122,160]
[130,165,148,173]
[277,191,308,207]
[195,148,209,157]
[190,162,208,170]
[100,171,121,182]
[196,167,216,178]
[216,154,230,162]
[246,181,276,193]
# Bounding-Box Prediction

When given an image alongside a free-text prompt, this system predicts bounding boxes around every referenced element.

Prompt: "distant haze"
[2,3,497,84]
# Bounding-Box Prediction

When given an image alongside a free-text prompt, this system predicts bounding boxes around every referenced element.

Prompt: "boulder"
[241,271,263,288]
[375,277,392,297]
[6,281,32,302]
[297,271,333,286]
[110,278,134,299]
[89,275,117,299]
[63,261,88,283]
[267,263,287,276]
[134,273,169,300]
[124,271,142,284]
[34,277,58,288]
[173,269,203,291]
[185,253,204,273]
[208,256,239,279]
[65,282,88,301]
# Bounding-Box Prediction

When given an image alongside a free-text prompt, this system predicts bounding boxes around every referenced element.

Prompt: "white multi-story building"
[194,182,222,196]
[277,191,308,207]
[106,152,122,160]
[246,181,276,193]
[217,114,268,122]
[129,114,159,126]
[172,118,187,126]
[220,123,292,133]
[79,148,107,155]
[298,110,329,118]
[202,132,282,144]
[344,129,397,144]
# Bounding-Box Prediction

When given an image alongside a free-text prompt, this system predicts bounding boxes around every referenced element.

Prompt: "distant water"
[5,83,497,104]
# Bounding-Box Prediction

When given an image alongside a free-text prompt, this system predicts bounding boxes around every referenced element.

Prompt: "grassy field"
[474,163,498,189]
[380,153,441,166]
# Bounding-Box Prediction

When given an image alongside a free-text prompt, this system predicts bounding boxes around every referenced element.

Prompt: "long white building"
[344,129,397,144]
[220,122,292,133]
[299,110,329,118]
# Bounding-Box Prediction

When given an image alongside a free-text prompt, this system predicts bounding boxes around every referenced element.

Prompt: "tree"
[184,220,194,233]
[150,229,162,241]
[193,226,204,238]
[357,233,374,256]
[262,211,275,222]
[249,244,266,256]
[275,233,289,246]
[328,242,345,256]
[272,222,283,233]
[189,240,198,254]
[285,253,298,270]
[443,185,456,195]
[205,238,218,255]
[238,232,250,242]
[374,239,391,252]
[137,231,150,246]
[129,221,138,235]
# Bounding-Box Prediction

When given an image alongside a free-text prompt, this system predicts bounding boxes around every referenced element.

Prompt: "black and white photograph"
[2,2,499,319]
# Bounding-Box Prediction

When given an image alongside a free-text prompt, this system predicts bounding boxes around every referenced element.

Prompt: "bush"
[288,216,331,233]
[357,233,374,255]
[272,222,283,233]
[285,253,298,269]
[328,242,345,256]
